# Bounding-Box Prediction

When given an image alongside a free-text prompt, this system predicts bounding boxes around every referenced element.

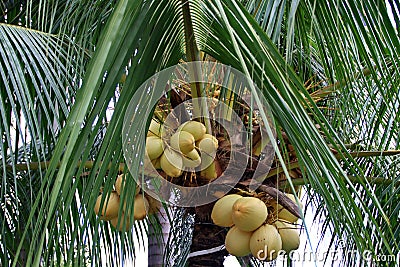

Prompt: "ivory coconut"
[211,194,243,227]
[170,131,195,154]
[250,224,282,261]
[196,134,218,148]
[198,135,218,154]
[232,197,268,232]
[146,136,164,160]
[115,174,139,196]
[111,213,132,232]
[276,194,303,223]
[178,121,206,141]
[133,194,149,220]
[147,119,163,137]
[151,157,162,169]
[200,160,218,180]
[182,149,201,168]
[274,221,300,253]
[160,148,183,177]
[198,134,218,176]
[225,226,252,256]
[94,192,120,220]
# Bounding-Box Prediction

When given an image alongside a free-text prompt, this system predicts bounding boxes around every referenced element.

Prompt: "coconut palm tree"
[0,0,399,266]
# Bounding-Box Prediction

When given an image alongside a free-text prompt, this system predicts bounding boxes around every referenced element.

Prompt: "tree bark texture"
[188,203,228,267]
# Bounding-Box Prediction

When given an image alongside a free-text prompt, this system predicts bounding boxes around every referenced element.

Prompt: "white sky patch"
[386,0,398,30]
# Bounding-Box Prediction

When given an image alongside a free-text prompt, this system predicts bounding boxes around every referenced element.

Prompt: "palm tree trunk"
[148,205,171,267]
[187,204,228,267]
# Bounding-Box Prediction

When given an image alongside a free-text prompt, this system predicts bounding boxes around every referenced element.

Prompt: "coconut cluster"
[211,194,301,261]
[146,119,218,179]
[93,174,153,232]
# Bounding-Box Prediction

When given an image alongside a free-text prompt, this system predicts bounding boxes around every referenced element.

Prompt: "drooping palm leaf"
[0,23,84,266]
[196,0,398,263]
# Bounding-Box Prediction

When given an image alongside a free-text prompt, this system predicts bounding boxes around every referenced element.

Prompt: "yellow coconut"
[196,134,218,148]
[170,131,195,154]
[115,174,139,196]
[146,136,164,160]
[250,224,282,261]
[115,174,124,195]
[111,213,133,232]
[160,148,183,177]
[133,194,149,220]
[147,119,163,137]
[178,121,206,141]
[211,194,243,227]
[225,226,252,256]
[94,192,120,220]
[198,135,218,176]
[182,149,201,168]
[198,135,218,154]
[200,152,214,170]
[276,194,303,223]
[232,197,268,232]
[200,160,217,180]
[274,221,300,253]
[151,157,162,169]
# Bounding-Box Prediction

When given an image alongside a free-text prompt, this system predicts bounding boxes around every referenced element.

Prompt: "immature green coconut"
[274,221,300,253]
[146,136,164,160]
[225,226,252,256]
[111,213,133,232]
[178,121,206,141]
[94,192,120,220]
[276,194,303,223]
[160,148,183,177]
[170,130,195,154]
[211,194,243,227]
[250,224,282,261]
[232,197,268,232]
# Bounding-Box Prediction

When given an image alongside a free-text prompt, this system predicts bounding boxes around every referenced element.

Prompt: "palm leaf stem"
[279,175,400,188]
[181,0,212,133]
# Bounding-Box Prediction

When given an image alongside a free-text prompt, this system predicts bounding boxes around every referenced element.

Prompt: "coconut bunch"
[146,119,219,180]
[93,174,151,231]
[211,194,301,261]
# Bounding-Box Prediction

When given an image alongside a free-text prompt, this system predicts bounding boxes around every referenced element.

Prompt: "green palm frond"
[0,23,81,266]
[196,0,398,264]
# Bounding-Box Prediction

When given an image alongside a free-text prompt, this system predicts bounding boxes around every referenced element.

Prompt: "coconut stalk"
[181,0,211,134]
